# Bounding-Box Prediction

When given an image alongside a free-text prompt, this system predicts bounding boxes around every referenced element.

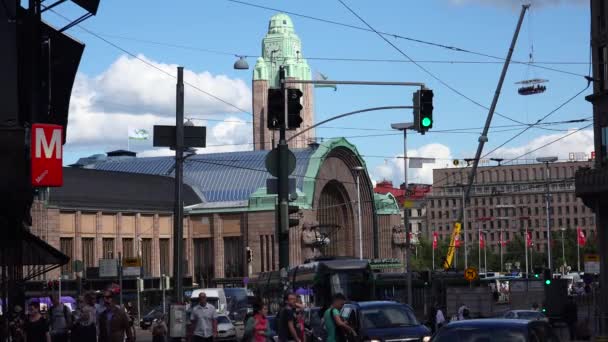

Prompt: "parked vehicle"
[431,319,560,342]
[503,310,549,322]
[216,314,237,341]
[340,301,431,342]
[139,306,164,330]
[191,288,228,313]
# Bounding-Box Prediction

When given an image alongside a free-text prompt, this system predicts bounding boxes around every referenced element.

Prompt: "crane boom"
[443,222,462,270]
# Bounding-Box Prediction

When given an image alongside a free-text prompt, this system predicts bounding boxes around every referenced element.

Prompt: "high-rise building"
[429,161,594,254]
[252,13,315,150]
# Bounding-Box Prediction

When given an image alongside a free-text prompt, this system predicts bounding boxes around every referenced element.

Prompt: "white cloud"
[491,128,594,161]
[64,55,253,157]
[371,143,454,185]
[447,0,586,8]
[90,55,251,116]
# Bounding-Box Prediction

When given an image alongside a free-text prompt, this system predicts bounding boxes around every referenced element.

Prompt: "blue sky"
[45,0,593,184]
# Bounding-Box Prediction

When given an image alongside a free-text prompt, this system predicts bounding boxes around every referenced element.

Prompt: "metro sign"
[31,124,63,187]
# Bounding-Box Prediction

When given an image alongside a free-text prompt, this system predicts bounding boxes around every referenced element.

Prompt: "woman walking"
[243,302,272,342]
[23,301,50,342]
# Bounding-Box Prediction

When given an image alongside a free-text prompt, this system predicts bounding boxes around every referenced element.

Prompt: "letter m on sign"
[31,124,63,187]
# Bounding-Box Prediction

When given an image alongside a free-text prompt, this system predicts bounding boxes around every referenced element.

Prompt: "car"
[216,314,238,341]
[139,306,164,330]
[431,319,560,342]
[504,310,549,322]
[341,301,432,342]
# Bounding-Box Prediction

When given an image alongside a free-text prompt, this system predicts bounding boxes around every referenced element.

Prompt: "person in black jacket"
[563,296,578,341]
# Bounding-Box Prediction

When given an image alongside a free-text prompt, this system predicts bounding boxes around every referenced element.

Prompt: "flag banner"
[499,232,508,246]
[432,232,438,250]
[526,231,532,247]
[128,128,150,140]
[577,227,586,246]
[479,231,485,249]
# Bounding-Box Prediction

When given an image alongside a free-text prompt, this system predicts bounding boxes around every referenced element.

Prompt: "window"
[574,218,579,226]
[60,238,73,274]
[159,239,170,276]
[82,238,95,268]
[535,207,539,215]
[558,207,562,215]
[574,206,578,214]
[582,218,587,226]
[430,200,434,208]
[223,237,244,278]
[122,238,134,258]
[142,238,153,277]
[536,231,540,239]
[102,238,114,259]
[566,206,570,214]
[558,218,563,226]
[431,211,435,219]
[439,211,442,219]
[194,238,214,287]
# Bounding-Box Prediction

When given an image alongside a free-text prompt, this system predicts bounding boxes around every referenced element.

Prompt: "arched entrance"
[316,180,355,256]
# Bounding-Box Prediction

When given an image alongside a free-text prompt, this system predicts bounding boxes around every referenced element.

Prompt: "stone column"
[153,215,160,277]
[213,214,225,279]
[95,212,103,264]
[116,213,123,261]
[75,211,82,266]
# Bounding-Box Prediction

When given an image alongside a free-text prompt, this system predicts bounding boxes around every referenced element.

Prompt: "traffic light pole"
[277,66,290,271]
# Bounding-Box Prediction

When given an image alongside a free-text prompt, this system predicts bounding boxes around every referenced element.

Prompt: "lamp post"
[352,166,365,260]
[560,227,567,274]
[537,156,558,271]
[480,229,489,274]
[391,122,414,306]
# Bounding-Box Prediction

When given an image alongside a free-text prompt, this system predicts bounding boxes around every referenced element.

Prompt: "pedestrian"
[23,301,50,342]
[427,304,438,334]
[435,304,446,332]
[98,290,134,342]
[323,293,356,342]
[278,293,300,342]
[152,314,168,342]
[243,302,272,342]
[73,292,97,341]
[563,296,578,341]
[531,302,540,312]
[9,305,25,342]
[185,297,194,342]
[190,292,218,342]
[457,304,469,321]
[48,294,71,342]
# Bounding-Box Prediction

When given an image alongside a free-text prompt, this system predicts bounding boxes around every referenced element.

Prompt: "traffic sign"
[265,148,296,177]
[122,257,141,267]
[99,259,118,277]
[464,267,478,281]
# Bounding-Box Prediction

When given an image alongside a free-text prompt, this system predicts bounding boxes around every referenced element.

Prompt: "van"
[191,288,227,313]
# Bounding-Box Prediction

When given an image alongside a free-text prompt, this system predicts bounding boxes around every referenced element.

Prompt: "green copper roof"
[254,13,311,88]
[374,192,401,215]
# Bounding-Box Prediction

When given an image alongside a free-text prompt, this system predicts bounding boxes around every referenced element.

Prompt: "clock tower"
[252,13,315,150]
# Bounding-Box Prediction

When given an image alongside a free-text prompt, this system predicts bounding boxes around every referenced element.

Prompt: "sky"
[44,0,593,186]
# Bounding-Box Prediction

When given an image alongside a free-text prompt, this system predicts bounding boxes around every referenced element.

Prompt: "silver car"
[216,314,237,341]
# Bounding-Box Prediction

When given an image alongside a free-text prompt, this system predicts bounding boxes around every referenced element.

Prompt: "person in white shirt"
[190,292,218,342]
[435,307,446,331]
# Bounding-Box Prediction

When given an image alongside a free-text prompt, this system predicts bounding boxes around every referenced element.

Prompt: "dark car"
[431,319,560,342]
[139,306,164,330]
[341,301,431,342]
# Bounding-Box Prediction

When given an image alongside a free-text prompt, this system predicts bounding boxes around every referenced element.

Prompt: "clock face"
[265,42,280,58]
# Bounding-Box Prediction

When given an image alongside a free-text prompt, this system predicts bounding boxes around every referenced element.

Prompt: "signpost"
[464,267,479,282]
[122,257,142,277]
[584,254,600,274]
[30,124,63,186]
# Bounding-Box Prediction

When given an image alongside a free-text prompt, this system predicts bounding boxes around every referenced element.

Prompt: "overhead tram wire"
[333,0,565,132]
[226,0,589,78]
[46,9,253,116]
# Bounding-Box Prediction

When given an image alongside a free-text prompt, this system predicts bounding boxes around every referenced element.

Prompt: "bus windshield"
[331,272,371,301]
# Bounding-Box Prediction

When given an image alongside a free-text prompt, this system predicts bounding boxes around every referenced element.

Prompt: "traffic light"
[267,88,284,130]
[246,247,252,263]
[543,268,552,285]
[419,89,434,133]
[533,266,542,279]
[288,204,300,228]
[287,88,303,130]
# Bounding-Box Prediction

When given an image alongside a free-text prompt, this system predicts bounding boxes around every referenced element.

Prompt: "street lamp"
[536,156,558,271]
[233,56,249,70]
[391,122,414,306]
[352,166,365,260]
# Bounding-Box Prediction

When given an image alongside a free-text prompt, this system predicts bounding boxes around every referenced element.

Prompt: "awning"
[0,228,69,281]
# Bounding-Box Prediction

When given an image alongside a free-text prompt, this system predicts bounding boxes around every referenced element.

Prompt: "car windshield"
[217,316,231,324]
[518,312,543,320]
[433,327,527,342]
[361,305,419,329]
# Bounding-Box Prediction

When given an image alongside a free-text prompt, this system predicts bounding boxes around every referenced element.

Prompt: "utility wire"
[226,0,588,78]
[47,9,253,116]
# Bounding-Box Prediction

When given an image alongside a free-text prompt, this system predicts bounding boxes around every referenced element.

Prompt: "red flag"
[577,227,586,246]
[479,232,485,249]
[526,231,532,247]
[432,232,438,250]
[454,234,461,248]
[499,232,508,247]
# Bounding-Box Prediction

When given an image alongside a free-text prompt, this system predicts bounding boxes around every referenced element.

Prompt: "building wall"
[427,161,594,253]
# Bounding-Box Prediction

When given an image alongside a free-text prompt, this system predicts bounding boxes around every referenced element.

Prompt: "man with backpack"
[323,294,355,342]
[49,295,72,342]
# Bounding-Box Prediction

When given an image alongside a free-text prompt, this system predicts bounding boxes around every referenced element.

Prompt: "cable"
[46,9,253,116]
[226,0,588,78]
[481,83,591,159]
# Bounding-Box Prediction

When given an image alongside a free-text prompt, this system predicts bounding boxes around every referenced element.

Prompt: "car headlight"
[364,340,381,342]
[423,336,432,342]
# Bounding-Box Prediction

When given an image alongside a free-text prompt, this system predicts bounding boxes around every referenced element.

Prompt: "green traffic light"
[545,279,551,285]
[542,308,546,313]
[534,274,539,278]
[421,117,432,127]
